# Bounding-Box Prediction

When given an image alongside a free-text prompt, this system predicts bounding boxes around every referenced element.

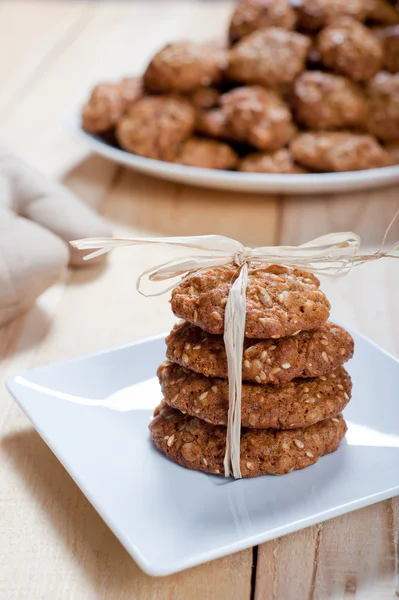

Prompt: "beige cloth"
[0,147,111,326]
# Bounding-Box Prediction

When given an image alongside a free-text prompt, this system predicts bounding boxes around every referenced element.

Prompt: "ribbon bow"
[71,227,398,479]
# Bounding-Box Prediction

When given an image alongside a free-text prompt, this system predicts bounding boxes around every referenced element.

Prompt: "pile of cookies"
[149,264,354,477]
[81,0,399,173]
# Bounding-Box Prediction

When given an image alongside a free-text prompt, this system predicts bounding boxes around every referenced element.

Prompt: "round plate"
[66,112,399,195]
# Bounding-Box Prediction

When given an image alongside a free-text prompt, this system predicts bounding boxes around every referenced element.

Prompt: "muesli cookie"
[165,321,354,384]
[367,72,399,141]
[220,86,295,151]
[82,77,142,133]
[295,0,368,31]
[291,71,367,130]
[158,361,352,429]
[290,132,390,171]
[174,137,238,170]
[144,42,227,93]
[227,27,311,87]
[149,402,347,477]
[317,18,383,82]
[239,149,307,173]
[170,263,330,338]
[374,25,399,73]
[116,96,195,160]
[228,0,296,44]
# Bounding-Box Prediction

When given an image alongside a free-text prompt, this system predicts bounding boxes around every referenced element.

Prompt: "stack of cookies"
[149,264,354,478]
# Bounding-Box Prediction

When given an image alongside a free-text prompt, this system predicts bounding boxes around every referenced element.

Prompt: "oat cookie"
[291,71,367,130]
[174,137,238,170]
[367,72,399,141]
[367,0,399,26]
[228,0,296,44]
[187,87,221,111]
[385,141,399,164]
[171,263,330,338]
[166,321,354,384]
[144,42,227,93]
[317,18,383,82]
[239,149,307,173]
[82,77,142,134]
[290,132,390,171]
[149,402,347,477]
[374,26,399,72]
[196,109,232,140]
[220,86,295,151]
[295,0,368,31]
[116,96,195,161]
[227,27,311,87]
[158,361,352,429]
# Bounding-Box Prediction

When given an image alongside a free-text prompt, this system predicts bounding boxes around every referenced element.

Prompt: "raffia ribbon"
[71,226,399,479]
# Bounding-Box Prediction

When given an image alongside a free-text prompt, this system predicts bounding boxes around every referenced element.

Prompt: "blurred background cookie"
[174,137,238,170]
[291,71,367,129]
[116,96,195,160]
[366,72,399,140]
[227,27,311,87]
[144,41,227,93]
[239,149,307,173]
[220,86,295,150]
[316,18,383,82]
[290,131,391,171]
[228,0,296,43]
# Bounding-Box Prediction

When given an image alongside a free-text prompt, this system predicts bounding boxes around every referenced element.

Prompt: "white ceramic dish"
[66,112,399,195]
[6,322,399,576]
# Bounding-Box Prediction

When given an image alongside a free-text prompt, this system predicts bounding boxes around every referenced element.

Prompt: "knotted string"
[71,224,399,478]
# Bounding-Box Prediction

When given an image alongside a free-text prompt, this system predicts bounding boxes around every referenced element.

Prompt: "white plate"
[66,112,399,195]
[6,324,399,576]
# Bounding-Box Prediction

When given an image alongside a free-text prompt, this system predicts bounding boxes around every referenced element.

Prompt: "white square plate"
[6,323,399,576]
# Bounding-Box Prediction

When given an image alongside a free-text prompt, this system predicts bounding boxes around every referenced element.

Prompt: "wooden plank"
[255,204,399,598]
[0,1,91,119]
[279,186,399,246]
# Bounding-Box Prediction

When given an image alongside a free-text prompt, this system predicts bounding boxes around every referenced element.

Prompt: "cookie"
[82,77,143,134]
[227,27,311,88]
[374,25,399,73]
[367,72,399,141]
[290,132,390,172]
[196,109,232,140]
[291,71,367,130]
[385,141,399,164]
[170,263,330,338]
[187,87,221,111]
[367,0,399,26]
[295,0,368,32]
[165,321,354,384]
[144,42,226,94]
[220,86,295,151]
[228,0,296,44]
[116,96,195,161]
[174,137,238,170]
[317,18,383,82]
[149,402,347,477]
[239,149,307,173]
[158,361,352,429]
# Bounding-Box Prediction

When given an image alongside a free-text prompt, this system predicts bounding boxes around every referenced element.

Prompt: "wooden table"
[1,2,399,598]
